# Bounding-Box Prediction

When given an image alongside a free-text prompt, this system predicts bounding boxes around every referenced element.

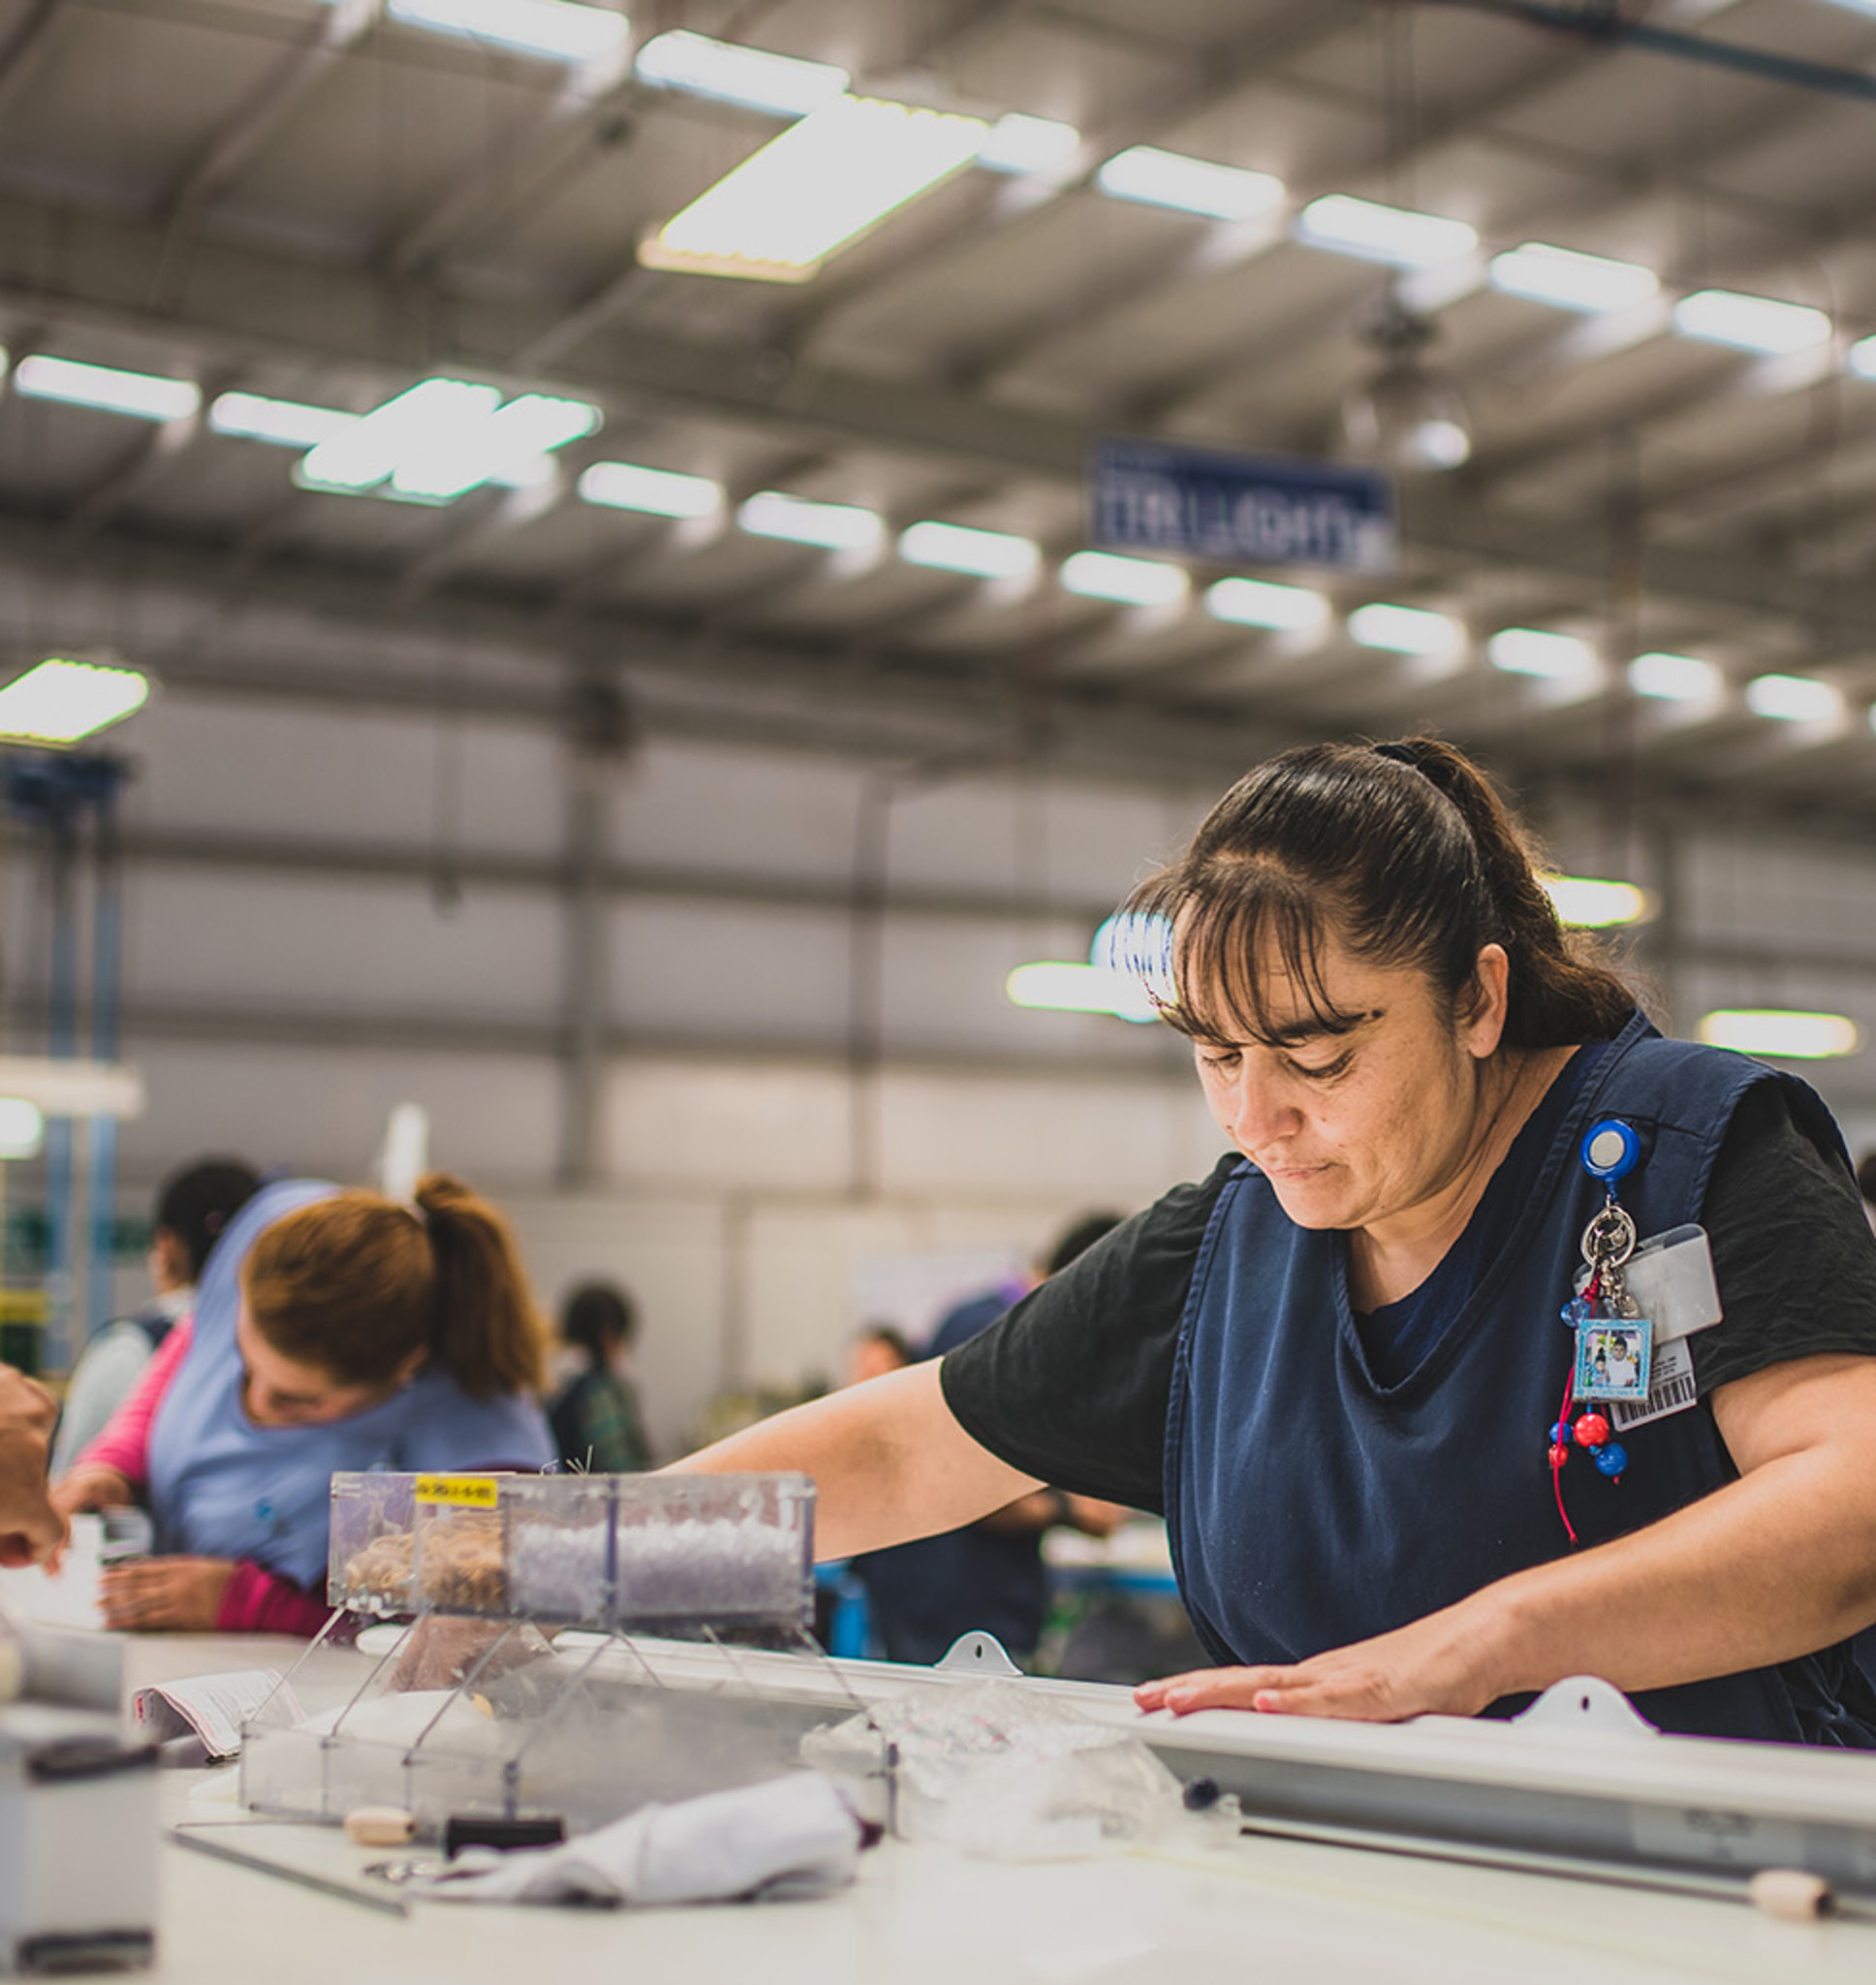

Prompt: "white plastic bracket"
[933,1631,1022,1677]
[1513,1674,1659,1740]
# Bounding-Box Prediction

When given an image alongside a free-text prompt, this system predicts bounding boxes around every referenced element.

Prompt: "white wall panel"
[608,898,849,1043]
[122,870,560,1018]
[115,1040,560,1187]
[599,1058,855,1195]
[125,697,567,858]
[611,741,865,883]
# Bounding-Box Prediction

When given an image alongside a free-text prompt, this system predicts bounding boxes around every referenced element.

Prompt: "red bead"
[1574,1413,1610,1448]
[1548,1443,1571,1468]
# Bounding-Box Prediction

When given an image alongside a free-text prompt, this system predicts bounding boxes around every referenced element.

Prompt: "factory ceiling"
[4,0,1876,818]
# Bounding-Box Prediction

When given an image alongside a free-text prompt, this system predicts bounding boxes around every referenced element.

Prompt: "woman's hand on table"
[1135,1607,1499,1723]
[99,1556,235,1631]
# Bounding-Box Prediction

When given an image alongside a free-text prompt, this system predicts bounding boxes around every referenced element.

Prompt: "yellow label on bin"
[414,1474,499,1507]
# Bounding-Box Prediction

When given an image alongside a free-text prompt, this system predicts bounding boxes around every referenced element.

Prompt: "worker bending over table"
[680,737,1876,1745]
[54,1173,554,1632]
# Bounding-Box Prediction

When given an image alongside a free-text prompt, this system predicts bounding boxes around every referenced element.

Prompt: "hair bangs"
[1123,861,1372,1048]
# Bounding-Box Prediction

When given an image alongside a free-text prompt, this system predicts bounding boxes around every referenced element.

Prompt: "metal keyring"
[1579,1201,1637,1268]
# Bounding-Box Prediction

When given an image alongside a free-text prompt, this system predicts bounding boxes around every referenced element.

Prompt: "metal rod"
[166,1825,410,1919]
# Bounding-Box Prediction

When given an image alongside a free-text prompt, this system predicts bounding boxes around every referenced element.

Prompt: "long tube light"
[1486,627,1598,681]
[1698,1009,1861,1060]
[1744,672,1843,723]
[0,1101,43,1162]
[1672,289,1831,355]
[0,658,150,743]
[1628,650,1721,702]
[13,355,200,423]
[1297,194,1477,268]
[578,460,723,518]
[640,96,987,282]
[1489,241,1659,314]
[632,30,847,115]
[1058,551,1188,608]
[738,490,884,551]
[1094,145,1283,222]
[208,392,358,449]
[1541,875,1655,928]
[391,392,599,499]
[385,0,629,64]
[1204,577,1329,634]
[977,113,1081,176]
[897,520,1039,581]
[1005,962,1158,1024]
[1347,602,1463,656]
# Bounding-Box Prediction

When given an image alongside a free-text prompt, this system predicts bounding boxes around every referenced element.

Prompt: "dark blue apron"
[1164,1011,1876,1745]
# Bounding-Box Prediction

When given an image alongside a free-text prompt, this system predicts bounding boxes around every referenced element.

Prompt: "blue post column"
[43,816,77,1373]
[87,778,122,1338]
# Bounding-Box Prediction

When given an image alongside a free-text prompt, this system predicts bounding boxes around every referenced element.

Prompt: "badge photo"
[1574,1321,1652,1403]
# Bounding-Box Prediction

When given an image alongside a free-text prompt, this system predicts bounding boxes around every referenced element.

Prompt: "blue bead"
[1594,1443,1628,1476]
[1550,1421,1574,1445]
[1560,1297,1591,1328]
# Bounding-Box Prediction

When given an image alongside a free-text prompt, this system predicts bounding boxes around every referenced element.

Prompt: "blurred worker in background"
[845,1322,913,1388]
[53,1171,553,1632]
[50,1155,261,1477]
[847,1215,1128,1667]
[0,1366,66,1567]
[547,1280,653,1473]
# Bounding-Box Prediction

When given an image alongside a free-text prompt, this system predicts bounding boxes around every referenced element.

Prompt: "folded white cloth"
[404,1773,862,1907]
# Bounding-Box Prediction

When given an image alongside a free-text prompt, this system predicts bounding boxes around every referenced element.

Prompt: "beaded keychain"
[1547,1119,1653,1543]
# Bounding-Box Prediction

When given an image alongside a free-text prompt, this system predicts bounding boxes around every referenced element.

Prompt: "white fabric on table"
[404,1772,861,1906]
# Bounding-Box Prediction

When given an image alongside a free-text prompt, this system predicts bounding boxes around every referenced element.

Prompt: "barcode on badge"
[1612,1355,1699,1432]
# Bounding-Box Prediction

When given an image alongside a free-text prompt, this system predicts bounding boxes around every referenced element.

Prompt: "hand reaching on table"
[99,1556,236,1632]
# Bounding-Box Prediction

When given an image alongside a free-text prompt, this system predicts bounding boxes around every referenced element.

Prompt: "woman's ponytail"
[413,1172,548,1401]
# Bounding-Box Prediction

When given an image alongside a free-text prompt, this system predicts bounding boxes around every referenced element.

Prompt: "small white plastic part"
[1748,1868,1833,1920]
[1512,1675,1660,1739]
[933,1631,1022,1677]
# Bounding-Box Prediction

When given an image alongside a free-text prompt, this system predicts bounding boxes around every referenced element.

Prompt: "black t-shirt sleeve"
[937,1155,1238,1513]
[1694,1081,1876,1395]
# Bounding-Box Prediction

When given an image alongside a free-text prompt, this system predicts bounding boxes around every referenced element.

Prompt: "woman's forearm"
[669,1360,1040,1560]
[1467,1441,1876,1705]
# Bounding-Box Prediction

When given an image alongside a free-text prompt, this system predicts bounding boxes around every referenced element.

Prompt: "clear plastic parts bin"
[327,1470,817,1632]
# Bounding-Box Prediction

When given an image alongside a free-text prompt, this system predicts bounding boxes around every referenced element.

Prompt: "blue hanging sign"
[1088,438,1395,574]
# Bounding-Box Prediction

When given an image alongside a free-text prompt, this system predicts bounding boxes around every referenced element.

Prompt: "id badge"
[1574,1318,1652,1402]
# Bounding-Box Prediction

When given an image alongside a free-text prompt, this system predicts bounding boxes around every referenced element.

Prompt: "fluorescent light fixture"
[640,95,986,282]
[1058,550,1189,608]
[298,379,498,492]
[633,30,848,116]
[1698,1009,1860,1060]
[13,355,200,423]
[390,392,599,500]
[0,658,149,743]
[897,520,1040,581]
[738,490,884,552]
[1672,288,1831,355]
[1486,627,1597,681]
[1489,241,1659,314]
[0,1100,43,1161]
[1005,961,1158,1024]
[1204,576,1330,635]
[1347,602,1463,656]
[1093,145,1283,222]
[387,0,628,64]
[1088,912,1175,1007]
[1628,650,1721,701]
[208,391,358,450]
[1297,194,1477,268]
[1744,672,1842,723]
[0,1056,143,1119]
[1542,874,1654,929]
[1850,334,1876,381]
[578,459,723,519]
[977,112,1081,176]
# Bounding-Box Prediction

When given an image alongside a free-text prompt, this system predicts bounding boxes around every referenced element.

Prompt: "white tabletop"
[99,1633,1876,1985]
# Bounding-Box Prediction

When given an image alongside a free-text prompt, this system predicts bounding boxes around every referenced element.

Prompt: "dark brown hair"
[1122,737,1636,1052]
[240,1172,547,1401]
